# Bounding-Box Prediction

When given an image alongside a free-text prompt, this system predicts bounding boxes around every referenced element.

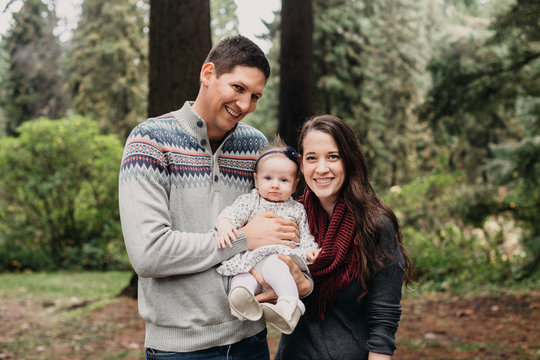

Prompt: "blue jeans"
[145,329,269,360]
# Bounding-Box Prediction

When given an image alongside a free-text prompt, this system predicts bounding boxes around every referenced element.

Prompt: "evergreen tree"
[362,0,425,188]
[421,0,538,182]
[0,0,66,136]
[242,10,281,139]
[211,0,239,44]
[312,0,429,188]
[66,0,148,140]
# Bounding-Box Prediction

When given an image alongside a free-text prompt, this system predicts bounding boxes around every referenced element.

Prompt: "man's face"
[198,64,266,140]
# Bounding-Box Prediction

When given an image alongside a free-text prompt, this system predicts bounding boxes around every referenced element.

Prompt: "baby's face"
[254,154,299,202]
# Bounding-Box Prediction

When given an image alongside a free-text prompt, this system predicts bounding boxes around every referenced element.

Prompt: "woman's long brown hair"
[298,115,412,295]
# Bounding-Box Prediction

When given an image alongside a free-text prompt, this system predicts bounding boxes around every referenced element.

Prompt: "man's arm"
[119,131,247,278]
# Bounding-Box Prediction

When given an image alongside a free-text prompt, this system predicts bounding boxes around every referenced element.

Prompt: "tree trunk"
[120,0,212,299]
[278,0,315,146]
[148,0,212,117]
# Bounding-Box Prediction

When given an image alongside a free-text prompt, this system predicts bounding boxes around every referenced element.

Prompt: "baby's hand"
[306,248,321,262]
[216,217,239,248]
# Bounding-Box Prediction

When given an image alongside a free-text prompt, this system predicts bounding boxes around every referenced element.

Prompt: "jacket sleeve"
[119,127,248,279]
[365,217,406,355]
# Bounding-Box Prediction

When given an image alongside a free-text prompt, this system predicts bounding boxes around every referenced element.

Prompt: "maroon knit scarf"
[301,186,361,320]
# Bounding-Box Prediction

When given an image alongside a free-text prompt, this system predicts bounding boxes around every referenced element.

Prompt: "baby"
[216,141,320,334]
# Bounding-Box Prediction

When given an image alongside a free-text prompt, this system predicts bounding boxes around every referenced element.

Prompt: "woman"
[274,114,412,360]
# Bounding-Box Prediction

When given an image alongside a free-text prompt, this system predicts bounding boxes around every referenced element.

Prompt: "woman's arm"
[365,217,406,355]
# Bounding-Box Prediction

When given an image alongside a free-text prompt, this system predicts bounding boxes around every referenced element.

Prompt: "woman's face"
[301,130,345,215]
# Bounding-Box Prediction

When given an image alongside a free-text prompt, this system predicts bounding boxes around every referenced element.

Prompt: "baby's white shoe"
[228,286,263,321]
[261,296,305,334]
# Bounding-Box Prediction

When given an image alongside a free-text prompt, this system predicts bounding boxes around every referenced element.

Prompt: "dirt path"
[1,291,538,359]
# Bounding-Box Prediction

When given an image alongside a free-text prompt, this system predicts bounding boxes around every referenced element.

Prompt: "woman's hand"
[252,254,313,304]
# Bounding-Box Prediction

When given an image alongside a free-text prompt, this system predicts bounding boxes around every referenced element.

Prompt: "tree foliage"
[0,0,66,136]
[211,0,239,44]
[421,0,539,182]
[66,0,148,140]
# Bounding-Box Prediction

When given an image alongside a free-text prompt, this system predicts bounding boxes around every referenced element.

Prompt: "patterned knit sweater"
[119,102,268,352]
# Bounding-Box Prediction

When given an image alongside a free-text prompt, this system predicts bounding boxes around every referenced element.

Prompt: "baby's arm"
[306,248,321,262]
[216,217,239,248]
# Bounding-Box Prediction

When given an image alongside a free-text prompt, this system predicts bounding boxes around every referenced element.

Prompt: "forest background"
[0,0,539,295]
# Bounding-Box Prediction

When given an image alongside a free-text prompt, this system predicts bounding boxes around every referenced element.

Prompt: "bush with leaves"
[0,116,129,271]
[383,169,529,290]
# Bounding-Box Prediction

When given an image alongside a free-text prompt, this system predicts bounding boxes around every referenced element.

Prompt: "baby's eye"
[264,176,271,181]
[280,178,288,183]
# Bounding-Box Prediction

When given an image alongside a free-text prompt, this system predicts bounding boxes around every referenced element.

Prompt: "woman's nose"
[316,160,329,172]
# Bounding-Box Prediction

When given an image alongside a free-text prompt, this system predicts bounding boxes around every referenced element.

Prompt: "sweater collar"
[171,101,238,144]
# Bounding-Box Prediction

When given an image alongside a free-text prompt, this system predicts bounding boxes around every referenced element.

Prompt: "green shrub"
[385,170,531,290]
[0,116,129,271]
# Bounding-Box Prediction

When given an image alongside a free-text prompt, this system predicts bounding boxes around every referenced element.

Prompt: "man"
[119,35,311,359]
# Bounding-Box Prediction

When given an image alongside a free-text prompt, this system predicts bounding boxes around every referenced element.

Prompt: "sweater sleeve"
[119,126,248,279]
[365,217,406,355]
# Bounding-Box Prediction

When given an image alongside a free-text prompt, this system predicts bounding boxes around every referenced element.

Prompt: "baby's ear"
[253,173,258,188]
[294,177,300,188]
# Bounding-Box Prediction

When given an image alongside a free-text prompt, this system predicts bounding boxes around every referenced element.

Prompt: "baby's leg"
[261,254,298,298]
[228,272,263,321]
[260,254,304,334]
[231,272,261,295]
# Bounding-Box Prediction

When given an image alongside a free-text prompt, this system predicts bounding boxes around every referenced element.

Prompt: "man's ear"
[200,62,215,87]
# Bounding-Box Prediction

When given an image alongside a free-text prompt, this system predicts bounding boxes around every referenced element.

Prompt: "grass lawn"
[1,271,539,359]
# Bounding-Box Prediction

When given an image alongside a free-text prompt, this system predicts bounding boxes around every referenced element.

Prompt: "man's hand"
[240,212,300,250]
[253,254,313,304]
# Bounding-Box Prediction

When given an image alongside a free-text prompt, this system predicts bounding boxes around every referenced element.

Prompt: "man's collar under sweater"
[171,102,237,153]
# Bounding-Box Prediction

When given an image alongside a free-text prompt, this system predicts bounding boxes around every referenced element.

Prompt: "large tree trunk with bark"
[147,0,212,117]
[278,0,315,146]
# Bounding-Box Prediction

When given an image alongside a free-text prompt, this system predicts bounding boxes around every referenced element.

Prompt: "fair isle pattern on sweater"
[119,113,267,189]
